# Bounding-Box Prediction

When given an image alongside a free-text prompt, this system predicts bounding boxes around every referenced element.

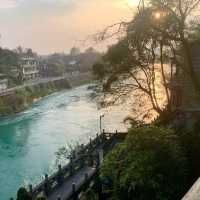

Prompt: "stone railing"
[11,131,127,200]
[182,178,200,200]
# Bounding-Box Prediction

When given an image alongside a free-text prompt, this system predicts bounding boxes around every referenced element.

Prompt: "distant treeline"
[0,46,101,87]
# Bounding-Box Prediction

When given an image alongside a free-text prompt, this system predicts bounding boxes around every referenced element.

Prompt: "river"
[0,84,127,200]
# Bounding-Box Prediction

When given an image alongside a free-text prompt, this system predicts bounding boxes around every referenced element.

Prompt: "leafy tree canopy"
[101,126,188,200]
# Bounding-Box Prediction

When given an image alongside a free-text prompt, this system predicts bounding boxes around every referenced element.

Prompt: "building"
[0,74,8,93]
[20,57,39,80]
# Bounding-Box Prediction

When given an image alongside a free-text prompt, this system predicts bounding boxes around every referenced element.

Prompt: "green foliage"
[0,104,13,115]
[0,48,19,73]
[0,47,20,86]
[0,93,25,115]
[16,188,31,200]
[178,121,200,186]
[47,63,65,76]
[104,39,130,67]
[35,196,47,200]
[81,189,99,200]
[92,62,106,80]
[101,126,188,200]
[0,79,70,116]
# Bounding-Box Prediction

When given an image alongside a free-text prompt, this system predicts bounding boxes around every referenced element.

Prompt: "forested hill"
[0,48,19,74]
[43,47,101,74]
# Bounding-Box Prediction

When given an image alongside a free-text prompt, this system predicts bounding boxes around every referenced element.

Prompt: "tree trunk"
[160,41,171,111]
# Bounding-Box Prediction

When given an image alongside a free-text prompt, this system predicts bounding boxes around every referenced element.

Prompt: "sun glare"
[127,0,137,6]
[155,12,161,19]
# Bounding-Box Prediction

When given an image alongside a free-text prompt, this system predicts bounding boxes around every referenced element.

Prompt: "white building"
[20,57,39,80]
[0,79,8,92]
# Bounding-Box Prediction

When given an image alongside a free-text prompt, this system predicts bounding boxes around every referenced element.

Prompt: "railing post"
[79,156,85,168]
[44,174,50,196]
[45,173,48,181]
[85,173,88,182]
[10,198,14,200]
[72,150,76,160]
[80,144,84,154]
[102,129,106,142]
[88,153,94,167]
[58,164,62,172]
[57,164,63,186]
[72,183,77,200]
[57,196,61,200]
[96,133,100,145]
[72,183,76,193]
[29,184,33,194]
[88,137,93,152]
[96,152,100,168]
[69,157,74,175]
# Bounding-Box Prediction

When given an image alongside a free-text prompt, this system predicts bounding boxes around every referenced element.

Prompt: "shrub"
[35,196,47,200]
[101,126,188,200]
[179,121,200,185]
[16,188,31,200]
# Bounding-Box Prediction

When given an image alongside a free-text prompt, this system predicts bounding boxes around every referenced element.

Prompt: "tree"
[70,47,80,56]
[95,0,200,120]
[16,188,31,200]
[100,126,188,200]
[24,48,37,57]
[47,63,65,76]
[148,0,200,94]
[92,62,106,80]
[14,46,23,56]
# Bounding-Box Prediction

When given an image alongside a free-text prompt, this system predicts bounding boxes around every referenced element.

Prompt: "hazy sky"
[0,0,138,54]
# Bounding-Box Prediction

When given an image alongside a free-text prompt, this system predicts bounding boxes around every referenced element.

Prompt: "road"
[0,72,93,97]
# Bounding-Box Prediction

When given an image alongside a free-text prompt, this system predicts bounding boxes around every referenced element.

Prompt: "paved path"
[10,76,67,91]
[47,146,103,200]
[48,166,96,200]
[0,72,93,97]
[0,76,66,97]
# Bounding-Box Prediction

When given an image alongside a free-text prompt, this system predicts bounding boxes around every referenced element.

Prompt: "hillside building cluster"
[0,74,8,93]
[0,47,100,93]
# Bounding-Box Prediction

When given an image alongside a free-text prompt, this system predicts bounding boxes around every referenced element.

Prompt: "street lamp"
[100,114,105,134]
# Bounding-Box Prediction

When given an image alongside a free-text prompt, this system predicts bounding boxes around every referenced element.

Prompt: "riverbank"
[0,78,70,116]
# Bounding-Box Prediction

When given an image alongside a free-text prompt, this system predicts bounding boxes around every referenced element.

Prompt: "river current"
[0,84,127,200]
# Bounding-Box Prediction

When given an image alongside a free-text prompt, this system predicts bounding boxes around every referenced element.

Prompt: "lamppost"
[100,114,105,134]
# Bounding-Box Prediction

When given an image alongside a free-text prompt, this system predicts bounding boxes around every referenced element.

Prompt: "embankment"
[0,78,70,116]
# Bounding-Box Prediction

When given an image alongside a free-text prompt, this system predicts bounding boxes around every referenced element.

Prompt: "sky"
[0,0,138,54]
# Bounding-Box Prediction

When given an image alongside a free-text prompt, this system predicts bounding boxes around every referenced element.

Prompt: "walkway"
[0,72,92,97]
[12,132,127,200]
[48,166,96,200]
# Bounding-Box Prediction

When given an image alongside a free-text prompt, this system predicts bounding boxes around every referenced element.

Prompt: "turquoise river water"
[0,85,126,200]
